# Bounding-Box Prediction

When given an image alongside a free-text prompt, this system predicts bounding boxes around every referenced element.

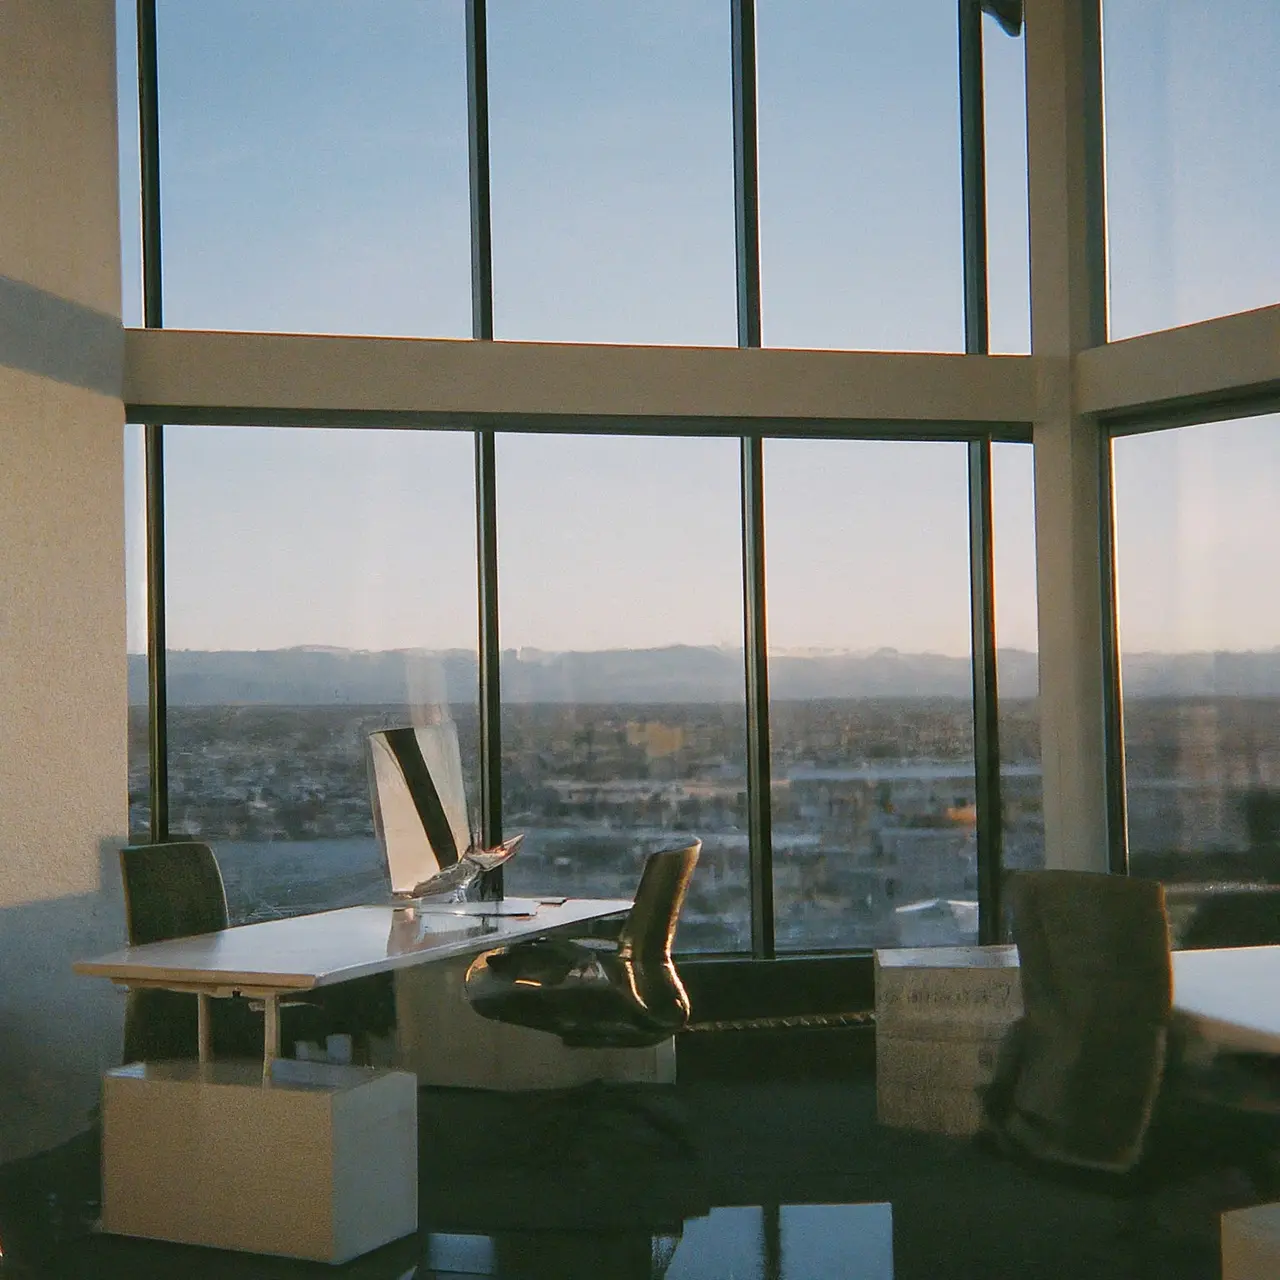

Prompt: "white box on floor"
[875,1034,1002,1093]
[1222,1203,1280,1280]
[875,945,1022,1034]
[395,953,675,1090]
[877,1080,988,1138]
[874,946,1020,1137]
[102,1059,418,1264]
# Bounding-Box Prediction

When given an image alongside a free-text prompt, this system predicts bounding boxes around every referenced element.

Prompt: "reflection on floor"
[419,1203,892,1280]
[0,1069,1259,1278]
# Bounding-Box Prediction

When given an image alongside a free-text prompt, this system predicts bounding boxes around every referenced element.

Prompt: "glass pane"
[1103,0,1280,338]
[756,0,964,352]
[1113,415,1280,908]
[487,1,736,345]
[765,440,975,950]
[163,426,478,923]
[495,434,747,952]
[983,13,1030,355]
[126,424,149,839]
[116,0,143,328]
[155,0,470,336]
[992,442,1042,870]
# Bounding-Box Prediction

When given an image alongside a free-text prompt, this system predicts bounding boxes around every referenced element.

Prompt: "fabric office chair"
[982,869,1280,1205]
[1179,886,1280,950]
[118,841,337,1063]
[464,840,701,1048]
[982,869,1172,1173]
[119,841,266,1061]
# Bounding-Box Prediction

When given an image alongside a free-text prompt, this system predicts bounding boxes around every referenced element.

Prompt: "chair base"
[395,954,676,1089]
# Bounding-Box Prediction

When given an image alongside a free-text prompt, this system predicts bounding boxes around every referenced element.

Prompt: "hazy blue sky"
[120,1,1277,660]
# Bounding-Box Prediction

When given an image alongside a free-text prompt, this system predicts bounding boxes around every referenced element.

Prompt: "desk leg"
[262,995,280,1083]
[196,994,212,1063]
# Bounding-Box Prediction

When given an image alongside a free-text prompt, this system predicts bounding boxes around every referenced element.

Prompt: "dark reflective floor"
[416,1203,892,1280]
[0,1064,1258,1279]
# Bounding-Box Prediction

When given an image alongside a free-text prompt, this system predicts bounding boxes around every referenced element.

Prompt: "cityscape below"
[127,646,1280,953]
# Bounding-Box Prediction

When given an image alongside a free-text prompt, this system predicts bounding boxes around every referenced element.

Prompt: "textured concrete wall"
[0,0,128,1161]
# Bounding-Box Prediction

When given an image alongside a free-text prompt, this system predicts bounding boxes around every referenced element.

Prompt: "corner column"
[1025,0,1119,872]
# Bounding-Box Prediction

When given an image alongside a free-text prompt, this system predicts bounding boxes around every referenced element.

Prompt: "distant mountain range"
[126,645,1280,706]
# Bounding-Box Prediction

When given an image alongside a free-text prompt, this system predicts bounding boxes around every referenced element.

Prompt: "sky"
[120,0,1278,662]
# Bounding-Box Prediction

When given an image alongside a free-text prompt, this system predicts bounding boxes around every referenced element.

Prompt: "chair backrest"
[617,841,701,964]
[119,840,229,946]
[368,723,471,895]
[1179,887,1280,950]
[999,869,1172,1173]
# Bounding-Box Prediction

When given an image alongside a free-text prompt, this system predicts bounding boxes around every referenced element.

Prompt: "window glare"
[1113,415,1280,888]
[756,0,964,352]
[1103,0,1280,338]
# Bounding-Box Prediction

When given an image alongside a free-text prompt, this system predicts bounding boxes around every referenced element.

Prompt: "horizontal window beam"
[1077,305,1280,428]
[123,328,1036,432]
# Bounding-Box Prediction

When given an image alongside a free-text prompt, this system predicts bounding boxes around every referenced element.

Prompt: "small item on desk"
[410,898,540,918]
[538,896,569,906]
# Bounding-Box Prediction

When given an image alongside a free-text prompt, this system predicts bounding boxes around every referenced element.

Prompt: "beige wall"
[0,0,127,1160]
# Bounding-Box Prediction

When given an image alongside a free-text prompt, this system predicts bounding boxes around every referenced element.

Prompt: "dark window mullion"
[467,0,503,882]
[1082,0,1127,874]
[138,0,168,843]
[1100,432,1129,874]
[959,0,1004,940]
[732,0,774,957]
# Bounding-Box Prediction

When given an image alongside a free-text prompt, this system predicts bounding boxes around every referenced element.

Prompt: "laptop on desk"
[368,722,531,915]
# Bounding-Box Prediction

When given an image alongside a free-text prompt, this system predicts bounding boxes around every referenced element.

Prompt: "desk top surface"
[74,898,631,996]
[875,942,1280,1052]
[1169,945,1280,1051]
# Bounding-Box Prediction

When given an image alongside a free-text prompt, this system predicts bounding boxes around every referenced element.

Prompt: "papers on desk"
[387,912,497,956]
[409,898,541,918]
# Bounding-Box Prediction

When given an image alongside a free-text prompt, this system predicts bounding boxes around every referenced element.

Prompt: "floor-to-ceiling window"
[755,0,964,352]
[486,1,736,345]
[764,439,977,949]
[1102,0,1280,338]
[992,441,1042,872]
[495,433,748,951]
[161,425,480,923]
[153,0,471,337]
[1113,412,1280,886]
[121,0,1049,956]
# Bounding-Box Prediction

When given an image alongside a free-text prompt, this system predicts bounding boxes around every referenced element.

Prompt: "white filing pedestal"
[875,945,1022,1137]
[395,953,676,1089]
[102,1059,418,1264]
[1222,1203,1280,1280]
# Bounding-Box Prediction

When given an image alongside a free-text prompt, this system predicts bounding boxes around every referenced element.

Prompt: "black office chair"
[463,842,702,1167]
[465,841,700,1048]
[981,870,1280,1222]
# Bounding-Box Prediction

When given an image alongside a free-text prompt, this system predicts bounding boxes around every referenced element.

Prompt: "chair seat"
[467,937,689,1049]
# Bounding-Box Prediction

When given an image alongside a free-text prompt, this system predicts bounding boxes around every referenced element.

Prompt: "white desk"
[874,943,1280,1055]
[1170,945,1280,1055]
[75,897,631,1263]
[75,897,630,1070]
[873,942,1280,1138]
